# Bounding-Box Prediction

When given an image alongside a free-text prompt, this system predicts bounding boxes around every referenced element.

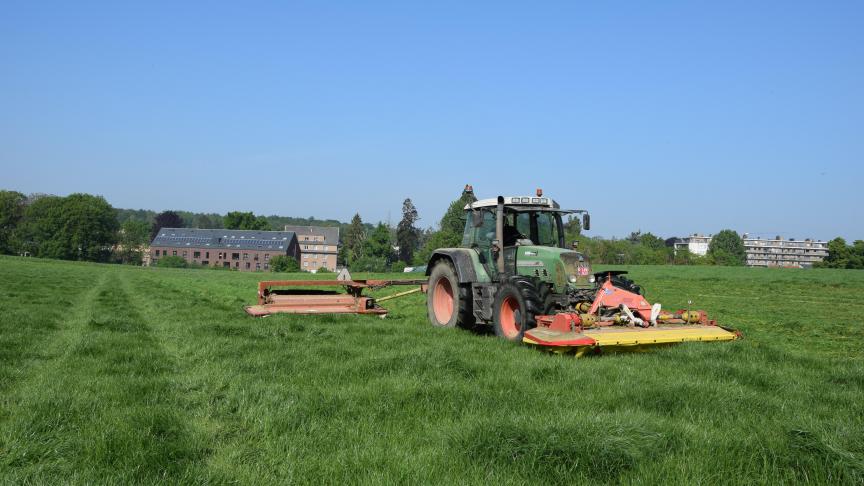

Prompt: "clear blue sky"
[1,1,862,241]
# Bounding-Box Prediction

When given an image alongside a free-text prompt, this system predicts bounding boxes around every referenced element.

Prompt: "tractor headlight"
[568,275,577,283]
[588,275,596,283]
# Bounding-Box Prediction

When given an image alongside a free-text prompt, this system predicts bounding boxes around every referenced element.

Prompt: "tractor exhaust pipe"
[496,196,505,274]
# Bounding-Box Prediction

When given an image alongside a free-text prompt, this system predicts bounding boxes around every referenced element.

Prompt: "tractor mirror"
[472,210,483,227]
[582,213,591,231]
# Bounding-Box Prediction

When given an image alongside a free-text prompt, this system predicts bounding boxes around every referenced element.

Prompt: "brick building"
[283,225,340,271]
[149,228,300,271]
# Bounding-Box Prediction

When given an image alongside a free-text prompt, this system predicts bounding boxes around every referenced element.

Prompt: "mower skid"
[523,325,738,357]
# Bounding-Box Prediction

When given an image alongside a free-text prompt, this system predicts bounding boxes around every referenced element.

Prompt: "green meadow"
[0,256,862,484]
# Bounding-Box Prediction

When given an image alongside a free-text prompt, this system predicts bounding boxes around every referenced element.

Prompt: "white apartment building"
[742,235,828,268]
[673,234,712,256]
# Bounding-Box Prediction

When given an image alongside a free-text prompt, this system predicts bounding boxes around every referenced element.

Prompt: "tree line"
[2,188,859,270]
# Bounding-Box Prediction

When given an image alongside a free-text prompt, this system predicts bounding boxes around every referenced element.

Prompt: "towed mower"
[424,187,739,356]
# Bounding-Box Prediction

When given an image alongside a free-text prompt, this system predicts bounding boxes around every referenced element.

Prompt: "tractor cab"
[461,191,593,291]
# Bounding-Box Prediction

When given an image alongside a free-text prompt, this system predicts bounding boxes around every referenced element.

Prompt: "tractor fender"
[426,249,489,284]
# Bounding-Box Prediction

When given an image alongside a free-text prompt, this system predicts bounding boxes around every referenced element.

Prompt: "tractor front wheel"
[427,260,473,329]
[493,277,542,342]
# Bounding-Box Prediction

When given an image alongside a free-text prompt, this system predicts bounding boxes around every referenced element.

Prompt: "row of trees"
[571,229,747,266]
[3,188,859,271]
[817,238,864,269]
[0,191,120,262]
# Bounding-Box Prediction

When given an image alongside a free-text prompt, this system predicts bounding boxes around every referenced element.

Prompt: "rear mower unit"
[424,186,739,356]
[244,278,427,317]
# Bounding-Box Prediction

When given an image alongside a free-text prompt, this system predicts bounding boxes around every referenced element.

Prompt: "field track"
[1,256,862,484]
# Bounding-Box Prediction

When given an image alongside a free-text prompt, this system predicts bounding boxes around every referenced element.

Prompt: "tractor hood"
[513,246,593,291]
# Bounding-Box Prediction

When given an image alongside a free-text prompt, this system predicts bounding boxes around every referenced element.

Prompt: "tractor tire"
[427,259,474,329]
[538,283,557,315]
[493,276,542,342]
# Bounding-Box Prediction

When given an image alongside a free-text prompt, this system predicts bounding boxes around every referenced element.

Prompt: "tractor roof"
[465,196,561,210]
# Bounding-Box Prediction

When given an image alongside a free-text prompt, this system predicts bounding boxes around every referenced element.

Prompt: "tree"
[708,229,746,266]
[639,232,666,251]
[270,255,300,272]
[0,190,26,254]
[416,185,477,261]
[151,211,184,240]
[223,211,271,230]
[821,237,851,268]
[16,193,118,261]
[116,220,151,264]
[396,198,420,263]
[362,223,393,260]
[344,213,366,264]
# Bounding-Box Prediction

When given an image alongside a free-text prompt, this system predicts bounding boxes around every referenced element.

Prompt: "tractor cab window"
[503,212,532,246]
[535,212,562,247]
[464,209,497,247]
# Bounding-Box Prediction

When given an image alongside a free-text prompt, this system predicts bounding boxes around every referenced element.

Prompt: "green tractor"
[425,189,639,341]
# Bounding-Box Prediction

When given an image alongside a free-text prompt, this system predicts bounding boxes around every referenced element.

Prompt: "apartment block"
[284,225,340,271]
[149,228,300,271]
[742,235,828,268]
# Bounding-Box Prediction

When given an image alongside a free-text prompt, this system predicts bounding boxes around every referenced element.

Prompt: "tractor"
[424,188,738,355]
[425,188,634,341]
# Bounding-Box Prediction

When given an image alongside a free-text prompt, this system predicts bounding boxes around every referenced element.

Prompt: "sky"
[1,1,862,241]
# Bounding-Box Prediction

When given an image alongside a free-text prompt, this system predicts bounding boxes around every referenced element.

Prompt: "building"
[742,235,828,268]
[283,225,340,271]
[673,234,713,256]
[149,228,300,271]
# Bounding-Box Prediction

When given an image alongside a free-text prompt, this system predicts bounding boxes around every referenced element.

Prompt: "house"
[149,228,300,271]
[283,225,340,271]
[673,234,712,256]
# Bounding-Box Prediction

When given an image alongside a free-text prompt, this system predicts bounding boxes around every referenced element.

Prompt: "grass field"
[1,256,863,484]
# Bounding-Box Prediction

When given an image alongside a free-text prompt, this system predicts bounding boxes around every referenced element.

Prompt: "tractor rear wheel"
[427,259,474,329]
[493,277,542,342]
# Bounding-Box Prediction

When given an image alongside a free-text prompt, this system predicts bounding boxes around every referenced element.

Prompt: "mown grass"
[0,256,862,484]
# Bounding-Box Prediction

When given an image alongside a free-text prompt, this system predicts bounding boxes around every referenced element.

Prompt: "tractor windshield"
[503,209,564,248]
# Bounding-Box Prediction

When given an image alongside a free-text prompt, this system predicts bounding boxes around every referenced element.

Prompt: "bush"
[316,266,333,274]
[270,255,300,273]
[156,255,187,268]
[391,261,407,273]
[351,256,387,272]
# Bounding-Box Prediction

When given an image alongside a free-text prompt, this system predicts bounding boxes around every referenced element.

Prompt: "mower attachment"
[523,279,739,356]
[244,279,427,317]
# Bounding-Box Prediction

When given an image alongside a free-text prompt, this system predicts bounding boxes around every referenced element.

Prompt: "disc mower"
[424,187,739,355]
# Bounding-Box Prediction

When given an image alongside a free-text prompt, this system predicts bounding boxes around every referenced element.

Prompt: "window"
[243,253,248,260]
[173,250,177,256]
[245,262,250,269]
[183,251,188,258]
[264,254,270,261]
[194,251,201,259]
[206,252,209,259]
[155,250,160,257]
[232,253,240,260]
[303,261,309,267]
[264,263,269,270]
[256,262,261,270]
[234,262,239,268]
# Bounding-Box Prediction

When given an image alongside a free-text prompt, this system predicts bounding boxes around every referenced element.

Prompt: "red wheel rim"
[499,295,521,339]
[432,277,454,324]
